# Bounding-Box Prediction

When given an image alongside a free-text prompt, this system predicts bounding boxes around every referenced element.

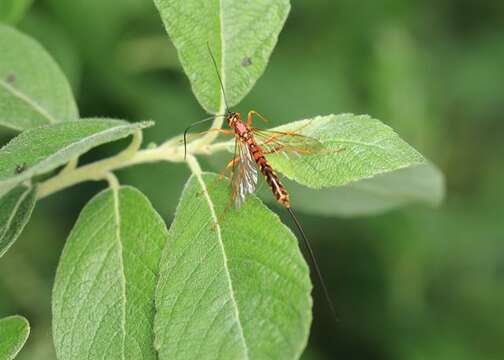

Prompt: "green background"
[1,0,503,359]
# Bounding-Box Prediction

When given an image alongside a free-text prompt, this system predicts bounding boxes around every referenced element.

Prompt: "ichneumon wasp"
[183,43,337,318]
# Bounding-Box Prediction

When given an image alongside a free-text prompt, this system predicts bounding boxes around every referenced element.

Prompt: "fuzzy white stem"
[36,126,232,200]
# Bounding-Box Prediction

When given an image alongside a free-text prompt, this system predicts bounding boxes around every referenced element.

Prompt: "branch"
[37,130,178,199]
[36,126,233,200]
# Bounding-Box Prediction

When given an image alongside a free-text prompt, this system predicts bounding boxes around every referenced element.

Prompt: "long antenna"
[287,207,338,320]
[207,42,229,112]
[183,115,225,159]
[183,43,231,160]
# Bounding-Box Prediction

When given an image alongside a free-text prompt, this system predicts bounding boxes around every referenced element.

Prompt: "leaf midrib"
[110,185,128,360]
[0,79,57,124]
[193,172,250,359]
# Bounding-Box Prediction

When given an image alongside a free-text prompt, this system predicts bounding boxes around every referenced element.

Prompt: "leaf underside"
[154,173,312,360]
[287,163,444,217]
[52,186,168,360]
[0,184,37,258]
[0,315,30,360]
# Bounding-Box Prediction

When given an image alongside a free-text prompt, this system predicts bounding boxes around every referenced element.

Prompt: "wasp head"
[226,111,240,128]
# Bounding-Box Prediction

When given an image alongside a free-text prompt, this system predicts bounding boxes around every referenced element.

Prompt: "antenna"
[183,114,226,159]
[207,42,230,112]
[183,43,231,159]
[287,207,338,320]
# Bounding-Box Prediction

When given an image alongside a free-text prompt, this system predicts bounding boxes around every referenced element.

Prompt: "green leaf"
[153,0,291,113]
[0,185,36,258]
[215,113,444,215]
[0,315,30,360]
[0,24,78,131]
[0,118,152,198]
[0,0,33,24]
[266,114,427,188]
[53,186,168,359]
[287,163,445,217]
[154,173,312,359]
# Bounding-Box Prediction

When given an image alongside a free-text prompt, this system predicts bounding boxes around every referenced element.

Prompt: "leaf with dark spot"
[241,57,252,67]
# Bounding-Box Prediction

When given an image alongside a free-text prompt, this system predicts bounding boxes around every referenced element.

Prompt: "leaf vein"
[0,79,58,124]
[193,171,250,358]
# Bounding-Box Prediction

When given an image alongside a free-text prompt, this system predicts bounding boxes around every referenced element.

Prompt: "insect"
[183,44,337,317]
[223,110,324,209]
[14,162,27,174]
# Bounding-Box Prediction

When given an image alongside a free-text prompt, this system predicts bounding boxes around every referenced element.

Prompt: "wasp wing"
[231,140,259,209]
[252,128,325,157]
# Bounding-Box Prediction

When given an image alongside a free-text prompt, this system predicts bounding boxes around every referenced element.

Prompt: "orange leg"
[262,139,314,155]
[263,133,285,145]
[200,128,234,136]
[222,156,240,178]
[247,110,269,126]
[261,128,306,145]
[196,155,239,200]
[209,158,241,231]
[263,144,318,155]
[263,145,284,154]
[259,125,321,155]
[265,145,313,155]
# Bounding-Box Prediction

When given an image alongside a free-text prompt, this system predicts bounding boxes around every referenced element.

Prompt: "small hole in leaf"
[241,57,252,67]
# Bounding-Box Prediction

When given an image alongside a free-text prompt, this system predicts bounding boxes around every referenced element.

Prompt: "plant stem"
[59,157,79,175]
[36,128,231,200]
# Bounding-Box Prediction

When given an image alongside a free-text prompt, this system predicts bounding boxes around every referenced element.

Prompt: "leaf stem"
[185,154,203,176]
[38,130,145,199]
[104,172,120,190]
[59,158,79,175]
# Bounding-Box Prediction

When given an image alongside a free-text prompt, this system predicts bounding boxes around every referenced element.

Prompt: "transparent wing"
[231,140,259,209]
[252,128,325,157]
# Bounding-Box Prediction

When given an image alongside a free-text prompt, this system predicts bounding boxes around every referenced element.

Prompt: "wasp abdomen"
[256,154,290,208]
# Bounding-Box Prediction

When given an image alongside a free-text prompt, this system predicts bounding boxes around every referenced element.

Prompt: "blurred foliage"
[0,0,33,24]
[0,0,503,359]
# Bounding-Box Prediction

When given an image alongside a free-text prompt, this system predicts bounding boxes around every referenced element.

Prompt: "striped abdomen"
[244,133,290,208]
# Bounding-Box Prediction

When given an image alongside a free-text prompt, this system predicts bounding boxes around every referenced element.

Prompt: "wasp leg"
[247,110,270,126]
